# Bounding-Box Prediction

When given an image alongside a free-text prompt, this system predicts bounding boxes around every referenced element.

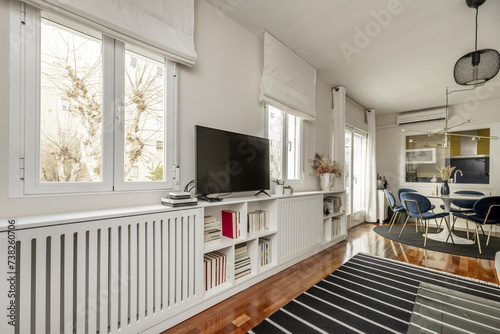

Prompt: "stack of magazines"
[161,192,198,207]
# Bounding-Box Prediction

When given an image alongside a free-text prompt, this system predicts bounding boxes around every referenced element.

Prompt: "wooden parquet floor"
[162,222,499,334]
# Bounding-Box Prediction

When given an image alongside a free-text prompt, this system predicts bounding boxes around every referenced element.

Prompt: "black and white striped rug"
[248,253,500,334]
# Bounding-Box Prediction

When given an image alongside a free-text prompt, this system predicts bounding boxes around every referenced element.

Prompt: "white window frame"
[265,104,304,183]
[9,2,178,197]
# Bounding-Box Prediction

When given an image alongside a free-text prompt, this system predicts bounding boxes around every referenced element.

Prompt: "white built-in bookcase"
[0,195,347,334]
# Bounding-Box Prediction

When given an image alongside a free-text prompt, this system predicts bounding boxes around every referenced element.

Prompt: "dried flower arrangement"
[437,165,456,181]
[310,153,343,177]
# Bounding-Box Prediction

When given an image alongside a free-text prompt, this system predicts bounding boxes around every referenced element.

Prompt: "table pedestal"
[425,196,475,245]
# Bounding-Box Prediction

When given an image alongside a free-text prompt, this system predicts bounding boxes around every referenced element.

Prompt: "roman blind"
[23,0,197,66]
[261,31,316,121]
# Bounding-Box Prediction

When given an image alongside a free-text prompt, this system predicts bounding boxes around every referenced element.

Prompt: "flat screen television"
[195,125,270,196]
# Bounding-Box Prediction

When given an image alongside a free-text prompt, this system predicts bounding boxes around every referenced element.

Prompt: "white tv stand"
[146,190,347,332]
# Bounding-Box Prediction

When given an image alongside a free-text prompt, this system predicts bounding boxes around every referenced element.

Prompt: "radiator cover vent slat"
[14,209,202,333]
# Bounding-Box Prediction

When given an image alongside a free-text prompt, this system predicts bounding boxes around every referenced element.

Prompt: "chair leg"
[387,211,395,229]
[479,225,486,237]
[424,220,429,247]
[434,219,440,232]
[451,216,457,231]
[486,225,493,246]
[398,216,410,239]
[476,224,482,254]
[388,212,399,233]
[437,217,443,231]
[466,220,470,239]
[443,217,454,245]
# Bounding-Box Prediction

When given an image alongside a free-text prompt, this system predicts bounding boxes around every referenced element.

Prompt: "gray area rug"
[248,253,500,333]
[374,224,499,260]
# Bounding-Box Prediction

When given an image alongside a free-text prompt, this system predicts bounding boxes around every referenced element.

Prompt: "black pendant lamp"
[453,0,500,85]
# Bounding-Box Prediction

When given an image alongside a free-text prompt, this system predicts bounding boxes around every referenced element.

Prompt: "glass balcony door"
[345,126,367,227]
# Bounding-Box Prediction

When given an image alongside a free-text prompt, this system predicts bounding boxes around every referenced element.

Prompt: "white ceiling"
[208,0,500,115]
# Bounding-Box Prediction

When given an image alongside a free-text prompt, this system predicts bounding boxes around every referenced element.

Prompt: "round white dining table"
[424,193,485,245]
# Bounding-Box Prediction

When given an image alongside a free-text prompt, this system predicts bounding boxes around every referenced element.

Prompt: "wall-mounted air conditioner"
[396,108,446,125]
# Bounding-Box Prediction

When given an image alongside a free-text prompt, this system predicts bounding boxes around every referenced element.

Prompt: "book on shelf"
[234,243,251,279]
[235,243,248,259]
[222,210,240,239]
[331,217,341,237]
[259,238,271,266]
[204,251,226,290]
[161,196,198,207]
[323,197,342,216]
[204,215,217,223]
[235,269,251,279]
[204,215,221,246]
[247,210,270,233]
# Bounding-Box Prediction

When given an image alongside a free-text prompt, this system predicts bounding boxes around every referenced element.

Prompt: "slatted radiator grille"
[277,196,323,264]
[14,209,202,334]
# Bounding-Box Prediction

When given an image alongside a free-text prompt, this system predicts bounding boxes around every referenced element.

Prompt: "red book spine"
[222,210,235,239]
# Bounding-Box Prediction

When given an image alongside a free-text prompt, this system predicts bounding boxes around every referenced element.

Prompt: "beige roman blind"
[23,0,197,66]
[260,31,317,121]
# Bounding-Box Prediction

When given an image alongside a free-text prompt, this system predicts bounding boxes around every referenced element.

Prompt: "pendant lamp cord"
[475,7,478,51]
[445,86,476,129]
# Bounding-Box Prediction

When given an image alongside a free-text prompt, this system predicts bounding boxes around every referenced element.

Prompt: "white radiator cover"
[10,209,202,334]
[0,193,342,333]
[277,196,323,264]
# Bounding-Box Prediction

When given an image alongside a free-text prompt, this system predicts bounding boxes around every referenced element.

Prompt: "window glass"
[267,105,302,182]
[268,105,283,180]
[405,129,490,184]
[124,49,165,182]
[40,18,103,182]
[11,6,177,196]
[287,113,301,180]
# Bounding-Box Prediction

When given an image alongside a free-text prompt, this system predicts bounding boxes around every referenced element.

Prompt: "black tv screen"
[195,126,270,195]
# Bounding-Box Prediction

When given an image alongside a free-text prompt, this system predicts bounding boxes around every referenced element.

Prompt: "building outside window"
[267,105,303,182]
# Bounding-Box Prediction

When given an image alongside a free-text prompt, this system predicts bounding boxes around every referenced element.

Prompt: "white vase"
[274,184,284,195]
[320,174,333,191]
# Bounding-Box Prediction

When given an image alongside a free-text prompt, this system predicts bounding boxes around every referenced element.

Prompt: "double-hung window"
[267,104,303,182]
[10,4,177,196]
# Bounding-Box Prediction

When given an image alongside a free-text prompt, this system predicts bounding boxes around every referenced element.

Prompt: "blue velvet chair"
[384,190,406,233]
[399,192,453,247]
[397,188,417,203]
[398,188,436,211]
[440,190,484,238]
[398,187,437,232]
[453,196,500,254]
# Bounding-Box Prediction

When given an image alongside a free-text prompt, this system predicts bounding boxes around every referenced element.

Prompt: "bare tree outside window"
[124,50,165,182]
[268,106,283,180]
[39,20,166,184]
[40,19,103,182]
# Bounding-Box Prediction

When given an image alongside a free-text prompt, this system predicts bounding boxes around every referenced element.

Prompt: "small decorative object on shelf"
[310,153,342,191]
[437,165,455,196]
[284,185,293,195]
[272,179,284,195]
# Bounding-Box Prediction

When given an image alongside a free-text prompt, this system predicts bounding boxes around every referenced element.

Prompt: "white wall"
[0,0,333,218]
